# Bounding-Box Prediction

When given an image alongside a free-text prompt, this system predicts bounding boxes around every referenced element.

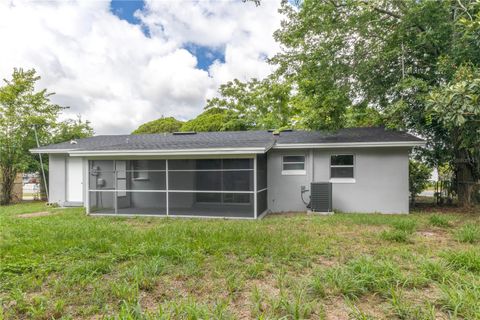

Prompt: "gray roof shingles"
[34,127,423,152]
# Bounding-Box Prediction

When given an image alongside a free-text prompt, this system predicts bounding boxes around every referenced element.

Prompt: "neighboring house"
[30,127,425,218]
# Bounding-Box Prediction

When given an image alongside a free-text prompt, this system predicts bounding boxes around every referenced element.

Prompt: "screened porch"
[87,155,267,219]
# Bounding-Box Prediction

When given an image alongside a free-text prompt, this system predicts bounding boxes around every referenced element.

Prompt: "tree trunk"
[455,149,476,208]
[0,166,17,205]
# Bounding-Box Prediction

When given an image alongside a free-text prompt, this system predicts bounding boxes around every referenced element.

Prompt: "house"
[30,127,425,218]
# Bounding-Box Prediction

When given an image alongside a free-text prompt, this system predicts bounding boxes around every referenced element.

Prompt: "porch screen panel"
[256,154,267,190]
[168,158,255,218]
[256,154,268,215]
[88,191,115,213]
[257,189,268,215]
[118,191,166,215]
[169,192,254,218]
[89,158,255,218]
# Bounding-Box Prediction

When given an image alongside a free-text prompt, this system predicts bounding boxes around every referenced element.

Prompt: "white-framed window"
[132,160,149,180]
[330,154,355,183]
[282,155,306,175]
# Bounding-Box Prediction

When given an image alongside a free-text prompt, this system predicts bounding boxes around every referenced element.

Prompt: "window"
[282,155,306,175]
[330,154,354,181]
[132,160,149,180]
[116,161,127,197]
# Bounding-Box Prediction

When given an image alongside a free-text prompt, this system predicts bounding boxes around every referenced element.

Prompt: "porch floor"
[90,205,254,218]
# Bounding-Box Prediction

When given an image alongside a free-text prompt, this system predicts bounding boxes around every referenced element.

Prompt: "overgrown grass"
[455,223,480,243]
[1,202,479,319]
[429,215,451,228]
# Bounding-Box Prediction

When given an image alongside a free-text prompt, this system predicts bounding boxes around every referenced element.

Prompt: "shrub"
[409,160,431,206]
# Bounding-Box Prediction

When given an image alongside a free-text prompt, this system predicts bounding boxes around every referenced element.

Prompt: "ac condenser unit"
[310,182,332,213]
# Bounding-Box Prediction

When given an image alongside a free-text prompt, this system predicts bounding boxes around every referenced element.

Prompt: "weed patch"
[455,223,480,243]
[428,215,451,228]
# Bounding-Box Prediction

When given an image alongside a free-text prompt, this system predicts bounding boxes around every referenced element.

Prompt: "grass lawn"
[1,202,479,319]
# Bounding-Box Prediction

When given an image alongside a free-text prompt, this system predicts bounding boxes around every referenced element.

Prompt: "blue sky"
[110,0,225,71]
[0,0,281,134]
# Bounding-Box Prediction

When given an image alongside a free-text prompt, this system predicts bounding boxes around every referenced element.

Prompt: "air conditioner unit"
[310,182,332,213]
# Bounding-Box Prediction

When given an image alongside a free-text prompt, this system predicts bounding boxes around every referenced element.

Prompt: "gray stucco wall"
[48,154,66,205]
[267,147,410,214]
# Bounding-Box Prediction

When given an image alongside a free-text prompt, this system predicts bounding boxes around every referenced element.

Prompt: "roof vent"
[173,131,196,135]
[70,140,78,145]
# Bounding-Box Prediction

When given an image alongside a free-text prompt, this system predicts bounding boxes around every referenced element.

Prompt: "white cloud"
[0,0,283,134]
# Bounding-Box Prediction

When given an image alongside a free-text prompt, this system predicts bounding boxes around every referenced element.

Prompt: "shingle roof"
[33,127,423,153]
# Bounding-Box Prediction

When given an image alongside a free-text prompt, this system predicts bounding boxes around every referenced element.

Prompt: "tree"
[206,78,294,130]
[132,116,183,134]
[427,65,480,206]
[51,116,94,144]
[269,0,480,207]
[0,69,94,205]
[409,160,431,207]
[181,108,247,132]
[35,116,93,200]
[0,69,62,205]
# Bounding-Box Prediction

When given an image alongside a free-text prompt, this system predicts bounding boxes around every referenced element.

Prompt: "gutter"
[29,140,426,156]
[273,141,426,149]
[30,147,269,156]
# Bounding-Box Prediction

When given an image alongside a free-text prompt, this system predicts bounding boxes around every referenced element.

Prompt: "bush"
[409,160,431,206]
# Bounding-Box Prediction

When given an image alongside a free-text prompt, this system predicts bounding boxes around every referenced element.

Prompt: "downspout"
[33,125,49,203]
[309,149,314,182]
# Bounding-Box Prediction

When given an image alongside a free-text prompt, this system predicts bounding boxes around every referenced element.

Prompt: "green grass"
[428,215,452,228]
[455,223,480,243]
[1,202,480,319]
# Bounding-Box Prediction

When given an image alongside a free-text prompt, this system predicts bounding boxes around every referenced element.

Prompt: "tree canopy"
[132,117,184,134]
[0,68,93,204]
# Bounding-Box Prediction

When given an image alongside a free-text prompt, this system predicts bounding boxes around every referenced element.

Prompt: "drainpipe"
[309,149,314,182]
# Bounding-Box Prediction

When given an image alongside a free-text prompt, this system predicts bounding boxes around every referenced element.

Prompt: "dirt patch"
[16,211,55,218]
[323,297,350,320]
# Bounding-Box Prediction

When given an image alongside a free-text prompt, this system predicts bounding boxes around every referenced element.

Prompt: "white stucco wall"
[267,147,410,213]
[48,154,66,205]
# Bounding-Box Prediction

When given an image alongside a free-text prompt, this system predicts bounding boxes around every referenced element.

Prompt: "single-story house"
[30,127,425,219]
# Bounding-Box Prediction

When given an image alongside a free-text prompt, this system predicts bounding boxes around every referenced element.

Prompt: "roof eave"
[67,147,268,157]
[29,148,75,154]
[273,141,426,149]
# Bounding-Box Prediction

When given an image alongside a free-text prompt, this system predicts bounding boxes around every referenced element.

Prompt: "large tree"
[206,78,294,129]
[0,69,93,205]
[427,65,480,205]
[271,0,480,206]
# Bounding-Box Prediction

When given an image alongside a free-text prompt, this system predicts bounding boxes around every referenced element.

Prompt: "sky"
[0,0,283,134]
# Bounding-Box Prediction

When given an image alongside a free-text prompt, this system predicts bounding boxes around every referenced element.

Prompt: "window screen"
[132,160,149,180]
[283,155,305,171]
[330,155,354,178]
